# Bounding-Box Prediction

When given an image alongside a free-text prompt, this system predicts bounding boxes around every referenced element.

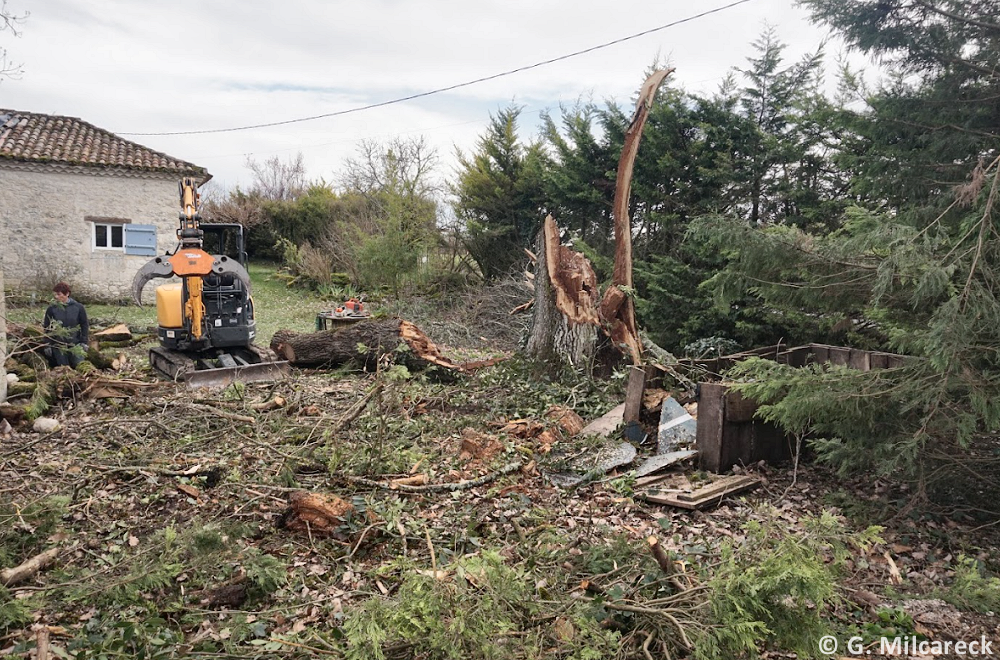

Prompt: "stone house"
[0,109,211,301]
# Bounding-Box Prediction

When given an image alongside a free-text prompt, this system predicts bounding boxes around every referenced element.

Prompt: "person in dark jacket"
[43,282,89,368]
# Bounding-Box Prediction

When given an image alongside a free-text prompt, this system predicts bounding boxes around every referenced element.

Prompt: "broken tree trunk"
[270,319,462,371]
[600,69,673,366]
[525,215,600,371]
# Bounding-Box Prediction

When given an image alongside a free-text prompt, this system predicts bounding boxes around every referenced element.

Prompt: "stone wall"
[0,165,182,302]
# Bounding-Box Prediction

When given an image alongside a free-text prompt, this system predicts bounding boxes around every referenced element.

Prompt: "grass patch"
[5,263,327,345]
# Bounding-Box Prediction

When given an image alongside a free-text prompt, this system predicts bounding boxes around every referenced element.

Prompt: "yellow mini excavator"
[132,178,289,387]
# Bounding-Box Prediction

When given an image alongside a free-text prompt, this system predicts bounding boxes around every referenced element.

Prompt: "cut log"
[0,403,26,425]
[599,69,673,366]
[93,323,132,342]
[270,318,462,371]
[525,215,600,371]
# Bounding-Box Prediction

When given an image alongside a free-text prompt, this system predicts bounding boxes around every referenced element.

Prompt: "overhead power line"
[120,0,756,137]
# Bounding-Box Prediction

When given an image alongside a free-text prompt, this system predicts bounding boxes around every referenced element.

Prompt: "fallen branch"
[647,535,688,592]
[36,625,50,660]
[332,461,523,493]
[250,396,287,412]
[83,463,221,478]
[510,300,534,315]
[338,382,384,428]
[1,546,61,587]
[188,403,256,424]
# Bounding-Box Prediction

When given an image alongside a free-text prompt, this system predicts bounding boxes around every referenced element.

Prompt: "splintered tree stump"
[526,215,600,371]
[270,318,462,371]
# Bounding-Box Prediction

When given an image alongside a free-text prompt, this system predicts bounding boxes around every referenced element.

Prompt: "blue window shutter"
[124,224,157,256]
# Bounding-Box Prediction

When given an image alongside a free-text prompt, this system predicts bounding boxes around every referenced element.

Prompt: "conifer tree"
[452,106,547,280]
[800,0,1000,217]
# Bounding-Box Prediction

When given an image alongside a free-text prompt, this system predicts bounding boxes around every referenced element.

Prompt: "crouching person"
[43,282,89,368]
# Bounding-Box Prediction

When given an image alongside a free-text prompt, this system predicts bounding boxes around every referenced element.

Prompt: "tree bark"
[525,215,600,371]
[270,319,462,371]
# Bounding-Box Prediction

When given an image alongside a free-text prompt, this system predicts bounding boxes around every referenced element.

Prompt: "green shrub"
[0,585,32,631]
[942,555,1000,613]
[343,551,618,660]
[696,509,882,660]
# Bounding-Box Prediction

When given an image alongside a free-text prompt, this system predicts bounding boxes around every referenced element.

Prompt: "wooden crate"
[692,343,909,472]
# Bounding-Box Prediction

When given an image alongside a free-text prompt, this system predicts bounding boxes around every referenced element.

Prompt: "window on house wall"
[87,216,158,255]
[93,222,125,250]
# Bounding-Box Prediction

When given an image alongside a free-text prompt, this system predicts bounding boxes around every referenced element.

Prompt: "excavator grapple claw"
[131,257,176,305]
[211,256,252,294]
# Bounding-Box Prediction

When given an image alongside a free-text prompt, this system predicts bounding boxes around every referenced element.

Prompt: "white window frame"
[89,218,128,252]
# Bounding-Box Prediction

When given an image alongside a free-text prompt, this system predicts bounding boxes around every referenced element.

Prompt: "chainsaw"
[332,297,369,318]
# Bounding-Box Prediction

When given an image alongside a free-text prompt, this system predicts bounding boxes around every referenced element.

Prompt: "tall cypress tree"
[452,106,547,280]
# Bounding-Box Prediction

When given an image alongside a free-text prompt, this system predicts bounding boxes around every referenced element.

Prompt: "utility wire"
[120,0,756,137]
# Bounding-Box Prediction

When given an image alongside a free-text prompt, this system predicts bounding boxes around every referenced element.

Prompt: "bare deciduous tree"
[245,153,306,201]
[340,137,440,198]
[1,1,28,82]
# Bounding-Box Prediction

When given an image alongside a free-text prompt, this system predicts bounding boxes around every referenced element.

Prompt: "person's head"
[52,282,70,303]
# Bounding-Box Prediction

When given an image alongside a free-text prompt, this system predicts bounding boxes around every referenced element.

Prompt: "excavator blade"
[148,345,289,389]
[183,360,290,389]
[131,257,176,305]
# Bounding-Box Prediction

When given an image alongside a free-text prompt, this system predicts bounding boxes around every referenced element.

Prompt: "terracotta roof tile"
[0,109,209,179]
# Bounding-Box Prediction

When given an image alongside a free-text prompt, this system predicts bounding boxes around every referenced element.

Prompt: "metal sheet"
[658,396,697,453]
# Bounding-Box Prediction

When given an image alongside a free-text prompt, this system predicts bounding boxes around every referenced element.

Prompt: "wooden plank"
[720,420,754,472]
[848,349,870,371]
[678,474,759,501]
[642,475,760,510]
[580,403,625,437]
[724,389,758,423]
[696,383,727,473]
[623,365,646,423]
[887,355,906,368]
[829,347,850,366]
[779,346,811,367]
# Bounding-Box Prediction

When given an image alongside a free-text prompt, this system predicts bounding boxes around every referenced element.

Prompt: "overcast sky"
[1,0,861,193]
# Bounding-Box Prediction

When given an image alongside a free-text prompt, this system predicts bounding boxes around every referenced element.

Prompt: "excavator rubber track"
[149,344,290,388]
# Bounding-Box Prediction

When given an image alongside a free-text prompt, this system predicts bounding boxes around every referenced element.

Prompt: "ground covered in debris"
[2,341,999,658]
